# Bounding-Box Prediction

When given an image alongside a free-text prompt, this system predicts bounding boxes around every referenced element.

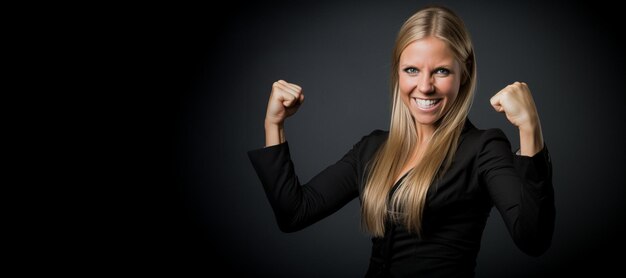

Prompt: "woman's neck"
[414,122,435,144]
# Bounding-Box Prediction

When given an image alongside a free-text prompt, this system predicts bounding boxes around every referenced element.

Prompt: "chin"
[412,115,439,126]
[409,106,445,126]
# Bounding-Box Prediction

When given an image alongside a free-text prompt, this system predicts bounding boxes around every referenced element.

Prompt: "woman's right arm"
[264,80,304,147]
[248,80,364,233]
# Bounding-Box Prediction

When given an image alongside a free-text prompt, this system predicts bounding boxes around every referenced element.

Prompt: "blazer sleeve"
[247,132,377,233]
[477,129,555,256]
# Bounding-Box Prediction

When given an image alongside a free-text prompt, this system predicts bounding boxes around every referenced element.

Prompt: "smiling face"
[399,36,462,128]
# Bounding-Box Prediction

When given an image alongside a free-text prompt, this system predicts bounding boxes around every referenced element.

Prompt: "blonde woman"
[248,5,554,277]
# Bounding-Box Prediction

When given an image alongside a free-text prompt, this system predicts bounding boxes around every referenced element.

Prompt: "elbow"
[271,199,312,233]
[515,226,554,257]
[275,215,307,233]
[516,205,556,257]
[277,223,303,233]
[519,240,552,257]
[269,196,316,233]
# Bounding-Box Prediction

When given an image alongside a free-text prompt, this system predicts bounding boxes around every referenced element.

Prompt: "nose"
[417,74,435,94]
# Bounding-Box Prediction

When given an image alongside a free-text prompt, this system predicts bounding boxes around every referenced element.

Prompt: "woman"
[248,5,554,277]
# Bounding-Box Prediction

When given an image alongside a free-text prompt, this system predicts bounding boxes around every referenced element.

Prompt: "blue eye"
[404,67,418,75]
[435,68,450,75]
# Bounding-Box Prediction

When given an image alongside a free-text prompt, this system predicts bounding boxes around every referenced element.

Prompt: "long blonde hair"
[361,5,477,237]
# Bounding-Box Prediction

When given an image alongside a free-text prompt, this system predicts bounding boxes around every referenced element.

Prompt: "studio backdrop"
[136,0,626,277]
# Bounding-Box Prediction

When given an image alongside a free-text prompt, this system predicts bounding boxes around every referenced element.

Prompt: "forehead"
[400,37,456,64]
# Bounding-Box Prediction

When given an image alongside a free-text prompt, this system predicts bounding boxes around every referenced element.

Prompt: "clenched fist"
[490,81,544,155]
[490,82,540,132]
[265,80,305,126]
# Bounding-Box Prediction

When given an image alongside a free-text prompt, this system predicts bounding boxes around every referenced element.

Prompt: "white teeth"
[415,98,440,109]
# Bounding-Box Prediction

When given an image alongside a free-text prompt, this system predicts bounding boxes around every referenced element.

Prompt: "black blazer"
[248,120,555,277]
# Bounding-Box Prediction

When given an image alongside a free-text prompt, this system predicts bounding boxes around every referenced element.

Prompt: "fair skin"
[395,37,462,181]
[264,37,544,177]
[264,80,304,146]
[399,36,461,140]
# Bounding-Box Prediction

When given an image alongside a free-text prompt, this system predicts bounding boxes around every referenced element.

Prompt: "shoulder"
[359,129,389,146]
[364,129,389,140]
[349,129,389,159]
[461,121,511,150]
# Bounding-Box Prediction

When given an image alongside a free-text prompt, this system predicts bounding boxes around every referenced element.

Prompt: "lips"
[413,98,442,111]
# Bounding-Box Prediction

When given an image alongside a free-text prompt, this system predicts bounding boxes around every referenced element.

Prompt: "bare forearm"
[265,120,285,147]
[519,120,544,156]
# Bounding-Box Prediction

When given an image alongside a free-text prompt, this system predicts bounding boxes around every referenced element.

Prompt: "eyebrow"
[400,64,452,68]
[400,64,453,68]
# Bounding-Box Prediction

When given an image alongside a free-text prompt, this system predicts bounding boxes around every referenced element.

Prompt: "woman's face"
[399,36,462,127]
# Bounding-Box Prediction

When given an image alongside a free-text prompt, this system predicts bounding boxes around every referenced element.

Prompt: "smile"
[413,98,442,111]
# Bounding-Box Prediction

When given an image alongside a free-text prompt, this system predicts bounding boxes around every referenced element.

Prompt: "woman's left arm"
[483,82,555,256]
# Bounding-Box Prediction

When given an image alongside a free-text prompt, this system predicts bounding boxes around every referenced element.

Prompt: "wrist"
[518,115,539,134]
[518,123,541,134]
[264,119,285,147]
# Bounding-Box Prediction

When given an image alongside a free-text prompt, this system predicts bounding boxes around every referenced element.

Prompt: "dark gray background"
[123,0,626,277]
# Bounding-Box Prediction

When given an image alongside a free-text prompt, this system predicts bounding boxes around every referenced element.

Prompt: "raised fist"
[265,80,305,125]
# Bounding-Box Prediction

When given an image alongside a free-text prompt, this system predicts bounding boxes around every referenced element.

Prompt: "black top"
[247,120,555,277]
